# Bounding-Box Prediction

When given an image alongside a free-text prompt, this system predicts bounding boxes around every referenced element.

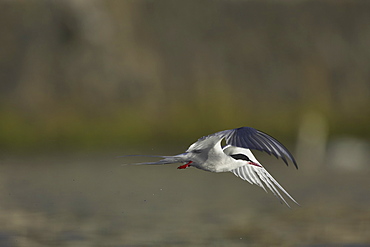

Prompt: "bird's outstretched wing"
[186,132,227,153]
[231,164,299,207]
[223,127,297,169]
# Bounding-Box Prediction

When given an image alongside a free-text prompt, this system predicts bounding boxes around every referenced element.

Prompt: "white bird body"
[126,127,299,207]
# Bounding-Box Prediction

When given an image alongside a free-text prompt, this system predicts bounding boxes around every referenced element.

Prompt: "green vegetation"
[0,97,368,153]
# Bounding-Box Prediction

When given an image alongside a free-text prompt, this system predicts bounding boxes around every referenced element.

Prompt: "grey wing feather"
[231,165,299,207]
[186,130,228,152]
[224,127,298,169]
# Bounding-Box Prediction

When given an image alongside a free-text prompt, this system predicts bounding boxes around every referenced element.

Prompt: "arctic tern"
[126,127,299,207]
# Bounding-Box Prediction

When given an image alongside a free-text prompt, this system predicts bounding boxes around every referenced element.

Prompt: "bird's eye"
[192,149,202,153]
[230,154,251,161]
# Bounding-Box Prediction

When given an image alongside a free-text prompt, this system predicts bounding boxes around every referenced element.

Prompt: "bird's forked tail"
[119,153,188,165]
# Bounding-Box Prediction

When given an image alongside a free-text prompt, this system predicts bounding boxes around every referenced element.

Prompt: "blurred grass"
[0,97,301,153]
[1,100,366,153]
[0,107,150,152]
[0,85,369,154]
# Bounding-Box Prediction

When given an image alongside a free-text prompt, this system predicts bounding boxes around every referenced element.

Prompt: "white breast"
[191,140,245,173]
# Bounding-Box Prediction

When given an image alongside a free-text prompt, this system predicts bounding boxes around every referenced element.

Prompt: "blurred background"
[0,1,369,246]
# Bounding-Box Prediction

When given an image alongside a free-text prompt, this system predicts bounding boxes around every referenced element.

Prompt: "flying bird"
[126,127,299,207]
